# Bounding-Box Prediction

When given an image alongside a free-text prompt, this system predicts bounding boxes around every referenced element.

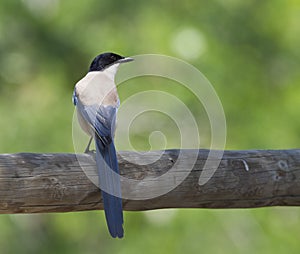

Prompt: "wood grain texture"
[0,149,300,214]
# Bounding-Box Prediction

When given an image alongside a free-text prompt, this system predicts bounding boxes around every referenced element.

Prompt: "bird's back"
[75,71,119,107]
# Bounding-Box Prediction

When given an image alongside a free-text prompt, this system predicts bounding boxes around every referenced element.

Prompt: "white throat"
[103,63,120,81]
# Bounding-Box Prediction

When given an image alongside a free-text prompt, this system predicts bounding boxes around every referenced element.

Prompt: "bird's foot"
[84,149,96,154]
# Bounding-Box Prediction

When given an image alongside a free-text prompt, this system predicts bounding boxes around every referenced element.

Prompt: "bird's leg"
[84,137,95,154]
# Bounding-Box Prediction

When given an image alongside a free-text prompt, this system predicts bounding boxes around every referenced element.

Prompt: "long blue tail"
[95,138,123,238]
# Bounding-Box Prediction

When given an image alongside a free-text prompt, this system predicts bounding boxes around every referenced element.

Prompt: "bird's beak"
[117,57,134,63]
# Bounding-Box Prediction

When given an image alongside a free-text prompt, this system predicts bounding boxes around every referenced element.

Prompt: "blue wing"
[76,99,123,238]
[72,89,78,106]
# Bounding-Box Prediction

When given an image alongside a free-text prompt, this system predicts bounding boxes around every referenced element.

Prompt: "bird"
[72,52,134,238]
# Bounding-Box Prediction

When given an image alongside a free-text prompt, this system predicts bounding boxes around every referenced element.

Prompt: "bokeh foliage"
[0,0,300,253]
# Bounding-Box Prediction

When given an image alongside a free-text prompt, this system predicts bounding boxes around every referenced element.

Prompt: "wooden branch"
[0,149,300,214]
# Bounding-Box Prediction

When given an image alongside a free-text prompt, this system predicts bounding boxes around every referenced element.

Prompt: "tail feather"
[95,138,123,238]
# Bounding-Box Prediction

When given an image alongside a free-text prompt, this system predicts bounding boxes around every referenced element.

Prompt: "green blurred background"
[1,0,300,253]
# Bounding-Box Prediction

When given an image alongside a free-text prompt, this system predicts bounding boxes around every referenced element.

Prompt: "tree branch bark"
[0,149,300,213]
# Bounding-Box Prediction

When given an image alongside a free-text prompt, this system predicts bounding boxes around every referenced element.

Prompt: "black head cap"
[89,52,125,72]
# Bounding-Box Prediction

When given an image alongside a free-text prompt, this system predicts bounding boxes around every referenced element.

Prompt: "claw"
[85,149,96,154]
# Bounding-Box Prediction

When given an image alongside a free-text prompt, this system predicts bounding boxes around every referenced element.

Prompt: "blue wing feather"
[76,100,123,238]
[72,89,78,106]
